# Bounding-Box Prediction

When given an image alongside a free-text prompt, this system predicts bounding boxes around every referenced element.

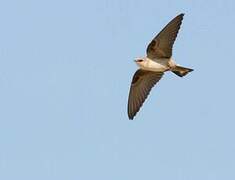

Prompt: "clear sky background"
[0,0,235,179]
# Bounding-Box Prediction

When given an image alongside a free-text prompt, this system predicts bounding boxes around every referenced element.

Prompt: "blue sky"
[0,0,235,179]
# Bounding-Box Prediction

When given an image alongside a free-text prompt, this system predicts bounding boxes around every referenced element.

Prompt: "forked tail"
[172,65,193,77]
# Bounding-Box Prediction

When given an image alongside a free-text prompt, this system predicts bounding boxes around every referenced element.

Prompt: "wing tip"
[177,13,185,21]
[128,109,136,120]
[128,114,134,120]
[179,13,185,17]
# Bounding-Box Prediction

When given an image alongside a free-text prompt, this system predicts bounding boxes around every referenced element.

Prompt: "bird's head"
[134,58,145,66]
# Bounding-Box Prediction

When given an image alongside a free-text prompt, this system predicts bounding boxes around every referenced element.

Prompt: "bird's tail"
[172,65,193,77]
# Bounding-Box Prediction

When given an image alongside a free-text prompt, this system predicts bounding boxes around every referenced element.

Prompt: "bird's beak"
[134,59,137,62]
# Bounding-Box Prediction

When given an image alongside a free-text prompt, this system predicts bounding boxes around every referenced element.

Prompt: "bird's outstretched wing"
[128,69,164,120]
[146,13,184,59]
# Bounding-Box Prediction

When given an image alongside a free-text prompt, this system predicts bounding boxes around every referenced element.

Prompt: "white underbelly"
[140,59,168,72]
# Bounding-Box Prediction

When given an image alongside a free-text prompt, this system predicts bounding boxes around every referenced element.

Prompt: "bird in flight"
[127,13,193,120]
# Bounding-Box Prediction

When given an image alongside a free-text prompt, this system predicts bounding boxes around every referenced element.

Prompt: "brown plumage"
[147,14,184,59]
[128,70,163,120]
[127,13,193,120]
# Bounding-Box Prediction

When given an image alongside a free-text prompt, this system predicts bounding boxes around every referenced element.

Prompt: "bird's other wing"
[128,69,164,120]
[146,13,184,59]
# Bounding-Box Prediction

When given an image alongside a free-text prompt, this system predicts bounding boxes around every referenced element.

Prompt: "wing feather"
[127,69,164,120]
[146,13,184,59]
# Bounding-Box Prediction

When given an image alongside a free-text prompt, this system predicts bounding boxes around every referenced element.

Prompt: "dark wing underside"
[127,69,164,120]
[146,13,184,59]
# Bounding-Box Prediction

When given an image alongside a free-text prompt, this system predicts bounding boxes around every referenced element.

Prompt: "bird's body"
[136,57,176,72]
[127,13,194,120]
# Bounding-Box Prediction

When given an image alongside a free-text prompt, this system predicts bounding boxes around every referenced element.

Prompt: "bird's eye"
[138,59,143,62]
